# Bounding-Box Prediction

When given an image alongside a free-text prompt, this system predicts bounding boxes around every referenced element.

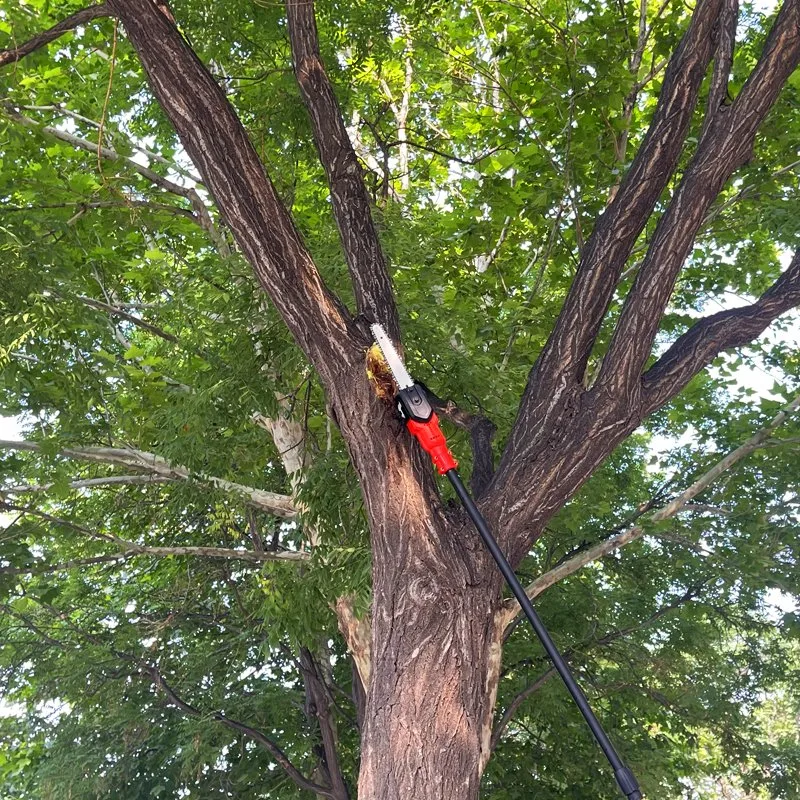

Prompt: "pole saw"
[371,323,643,800]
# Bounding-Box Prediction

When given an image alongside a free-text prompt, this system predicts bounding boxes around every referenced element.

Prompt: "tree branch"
[3,103,229,255]
[703,0,739,135]
[598,0,800,395]
[490,668,556,751]
[0,440,297,518]
[106,0,358,378]
[2,473,172,494]
[493,581,704,748]
[498,390,800,630]
[298,647,351,800]
[641,249,800,413]
[0,4,110,68]
[285,0,399,340]
[426,390,496,496]
[76,294,181,343]
[2,504,309,565]
[492,0,724,490]
[134,662,333,797]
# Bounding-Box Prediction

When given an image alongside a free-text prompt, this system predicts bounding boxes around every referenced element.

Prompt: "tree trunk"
[357,485,505,800]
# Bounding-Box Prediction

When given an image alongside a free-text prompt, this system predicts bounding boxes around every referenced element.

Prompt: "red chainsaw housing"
[406,414,458,474]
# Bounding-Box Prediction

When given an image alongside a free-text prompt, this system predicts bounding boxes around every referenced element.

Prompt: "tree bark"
[358,507,505,800]
[13,0,799,796]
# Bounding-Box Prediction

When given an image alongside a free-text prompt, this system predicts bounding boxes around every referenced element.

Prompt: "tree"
[1,0,799,797]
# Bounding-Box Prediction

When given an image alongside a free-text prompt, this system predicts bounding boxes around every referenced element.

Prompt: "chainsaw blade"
[370,323,414,390]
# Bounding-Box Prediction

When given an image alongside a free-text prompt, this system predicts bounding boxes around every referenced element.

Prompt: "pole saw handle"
[406,415,458,474]
[395,383,458,474]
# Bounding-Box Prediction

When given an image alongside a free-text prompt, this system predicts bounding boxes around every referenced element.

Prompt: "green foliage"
[1,0,799,797]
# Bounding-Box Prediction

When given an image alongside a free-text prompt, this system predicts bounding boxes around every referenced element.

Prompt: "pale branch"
[494,0,724,482]
[641,249,800,413]
[0,543,306,574]
[20,103,204,184]
[285,0,399,340]
[0,4,110,67]
[0,439,297,518]
[2,473,172,495]
[20,103,203,185]
[0,553,129,575]
[3,104,228,254]
[106,0,358,378]
[598,0,800,395]
[1,503,309,565]
[498,391,800,630]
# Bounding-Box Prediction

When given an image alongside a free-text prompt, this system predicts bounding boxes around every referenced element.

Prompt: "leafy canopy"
[1,0,799,797]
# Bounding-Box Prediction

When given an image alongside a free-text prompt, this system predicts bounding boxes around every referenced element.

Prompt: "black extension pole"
[446,469,643,800]
[370,322,642,798]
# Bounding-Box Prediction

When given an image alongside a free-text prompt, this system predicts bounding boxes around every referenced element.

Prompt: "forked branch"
[106,0,357,376]
[598,0,800,394]
[494,0,724,480]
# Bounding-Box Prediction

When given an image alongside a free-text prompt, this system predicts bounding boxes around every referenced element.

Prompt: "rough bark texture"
[357,503,505,800]
[10,0,800,797]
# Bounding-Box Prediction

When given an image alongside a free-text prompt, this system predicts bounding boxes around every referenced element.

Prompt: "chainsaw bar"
[370,323,414,390]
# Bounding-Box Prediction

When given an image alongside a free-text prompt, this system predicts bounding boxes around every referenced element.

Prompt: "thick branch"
[499,391,800,629]
[0,4,110,67]
[299,648,351,800]
[702,0,739,136]
[106,0,357,377]
[641,249,800,412]
[599,0,800,393]
[0,440,297,518]
[286,0,399,339]
[493,0,724,487]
